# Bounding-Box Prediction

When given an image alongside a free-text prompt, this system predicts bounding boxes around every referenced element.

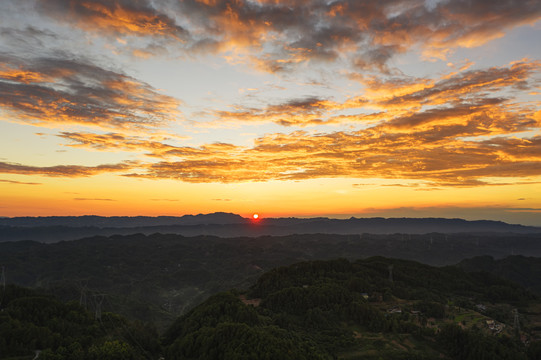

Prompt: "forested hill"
[162,257,541,359]
[0,212,247,228]
[4,257,541,359]
[1,232,541,331]
[0,284,161,359]
[1,214,539,243]
[458,256,541,295]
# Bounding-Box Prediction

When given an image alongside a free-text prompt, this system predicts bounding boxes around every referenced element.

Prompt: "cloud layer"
[38,57,540,186]
[35,0,541,71]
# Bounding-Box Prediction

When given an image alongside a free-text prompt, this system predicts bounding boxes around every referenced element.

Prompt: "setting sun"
[252,213,259,220]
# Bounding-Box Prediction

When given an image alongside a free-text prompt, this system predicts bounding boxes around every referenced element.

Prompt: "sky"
[0,0,540,225]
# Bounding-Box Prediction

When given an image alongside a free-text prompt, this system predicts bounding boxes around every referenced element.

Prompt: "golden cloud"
[205,60,540,129]
[32,55,537,187]
[0,179,42,185]
[36,0,188,40]
[0,161,137,177]
[0,55,181,130]
[9,128,541,186]
[107,127,541,186]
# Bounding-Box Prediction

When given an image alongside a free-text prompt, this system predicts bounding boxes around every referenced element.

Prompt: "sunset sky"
[1,0,540,225]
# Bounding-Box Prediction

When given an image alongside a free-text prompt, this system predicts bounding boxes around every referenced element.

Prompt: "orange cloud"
[10,126,541,187]
[361,60,541,111]
[206,60,540,129]
[109,127,541,186]
[0,179,42,185]
[213,96,343,126]
[0,161,137,177]
[32,55,537,187]
[0,55,181,130]
[37,0,188,40]
[73,198,116,201]
[58,132,194,158]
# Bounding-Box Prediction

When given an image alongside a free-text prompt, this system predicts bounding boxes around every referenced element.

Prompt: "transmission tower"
[94,294,105,320]
[0,266,5,308]
[513,308,520,336]
[79,283,88,310]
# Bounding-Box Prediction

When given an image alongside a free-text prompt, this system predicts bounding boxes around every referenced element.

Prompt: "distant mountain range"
[1,212,540,243]
[0,212,248,227]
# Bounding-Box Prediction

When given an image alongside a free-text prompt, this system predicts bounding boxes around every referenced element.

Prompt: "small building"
[476,304,487,312]
[387,306,402,314]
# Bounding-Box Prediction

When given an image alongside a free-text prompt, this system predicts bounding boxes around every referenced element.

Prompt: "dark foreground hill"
[0,285,160,359]
[3,257,541,359]
[1,232,541,330]
[1,214,539,243]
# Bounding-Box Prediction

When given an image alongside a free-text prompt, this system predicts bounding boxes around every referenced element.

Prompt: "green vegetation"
[0,285,160,359]
[3,249,541,358]
[458,255,541,295]
[162,257,541,359]
[2,232,541,332]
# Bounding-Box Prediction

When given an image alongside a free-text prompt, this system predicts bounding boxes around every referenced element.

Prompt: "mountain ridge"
[1,213,539,243]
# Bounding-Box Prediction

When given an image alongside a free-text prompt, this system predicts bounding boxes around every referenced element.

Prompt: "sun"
[252,213,259,220]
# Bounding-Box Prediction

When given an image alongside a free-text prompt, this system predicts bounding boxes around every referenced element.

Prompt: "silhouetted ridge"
[0,214,539,243]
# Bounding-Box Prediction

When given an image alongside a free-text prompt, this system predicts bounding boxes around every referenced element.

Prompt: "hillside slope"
[2,232,541,330]
[163,257,541,359]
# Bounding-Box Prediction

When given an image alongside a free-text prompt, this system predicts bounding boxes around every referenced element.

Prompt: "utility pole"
[388,264,394,283]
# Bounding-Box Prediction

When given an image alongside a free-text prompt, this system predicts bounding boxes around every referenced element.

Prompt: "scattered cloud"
[73,198,116,201]
[28,57,537,187]
[0,161,137,177]
[0,54,181,130]
[201,60,540,129]
[0,179,42,185]
[58,131,206,158]
[213,96,342,126]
